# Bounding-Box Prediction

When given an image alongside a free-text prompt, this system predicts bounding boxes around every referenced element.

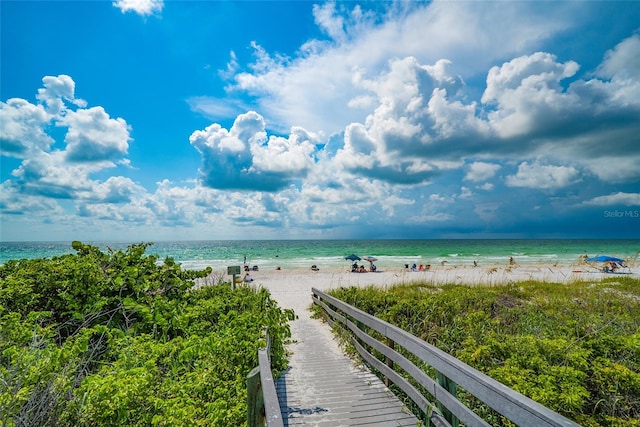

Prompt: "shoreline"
[4,239,638,272]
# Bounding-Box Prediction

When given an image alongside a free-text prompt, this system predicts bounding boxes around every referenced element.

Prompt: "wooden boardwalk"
[274,301,420,426]
[260,281,583,427]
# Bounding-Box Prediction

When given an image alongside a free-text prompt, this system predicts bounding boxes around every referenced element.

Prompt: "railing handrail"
[247,331,284,427]
[258,348,284,427]
[312,287,581,427]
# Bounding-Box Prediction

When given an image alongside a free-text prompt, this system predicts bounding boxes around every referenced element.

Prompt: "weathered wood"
[430,410,453,427]
[385,337,394,387]
[276,300,420,426]
[436,371,459,427]
[248,331,284,427]
[351,335,429,413]
[258,348,284,427]
[312,287,582,427]
[247,366,264,427]
[344,315,489,427]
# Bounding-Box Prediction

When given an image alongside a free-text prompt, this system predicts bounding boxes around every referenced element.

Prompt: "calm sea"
[1,240,638,271]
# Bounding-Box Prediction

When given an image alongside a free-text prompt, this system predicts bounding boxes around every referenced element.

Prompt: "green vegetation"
[326,278,640,427]
[0,242,293,426]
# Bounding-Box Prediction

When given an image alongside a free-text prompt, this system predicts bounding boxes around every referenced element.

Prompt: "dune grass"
[327,276,640,427]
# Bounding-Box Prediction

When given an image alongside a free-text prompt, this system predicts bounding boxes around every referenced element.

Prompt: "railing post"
[385,337,395,386]
[436,371,459,427]
[247,366,264,427]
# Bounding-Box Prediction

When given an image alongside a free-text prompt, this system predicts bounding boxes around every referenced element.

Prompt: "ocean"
[1,240,638,271]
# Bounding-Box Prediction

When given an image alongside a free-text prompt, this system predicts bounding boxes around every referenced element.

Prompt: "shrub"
[1,242,292,427]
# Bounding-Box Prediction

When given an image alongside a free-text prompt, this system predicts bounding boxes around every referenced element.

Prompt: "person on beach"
[509,257,516,266]
[244,273,253,282]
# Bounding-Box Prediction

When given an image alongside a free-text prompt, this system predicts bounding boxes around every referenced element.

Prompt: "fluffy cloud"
[506,162,580,190]
[0,98,53,156]
[338,36,640,186]
[596,34,640,81]
[63,107,131,162]
[12,153,92,199]
[186,4,639,204]
[465,162,501,182]
[329,57,473,184]
[190,111,317,191]
[208,1,580,135]
[0,75,134,205]
[260,33,638,195]
[0,181,65,215]
[112,0,163,16]
[482,52,581,138]
[36,75,86,114]
[86,176,146,204]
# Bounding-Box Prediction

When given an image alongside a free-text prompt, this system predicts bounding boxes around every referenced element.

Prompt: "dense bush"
[0,242,293,426]
[327,278,640,427]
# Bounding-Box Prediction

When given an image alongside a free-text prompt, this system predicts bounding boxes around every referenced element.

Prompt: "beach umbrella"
[586,255,625,263]
[345,254,361,261]
[363,256,377,262]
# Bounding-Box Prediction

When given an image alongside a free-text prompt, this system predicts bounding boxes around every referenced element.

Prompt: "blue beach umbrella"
[345,254,361,261]
[586,255,625,263]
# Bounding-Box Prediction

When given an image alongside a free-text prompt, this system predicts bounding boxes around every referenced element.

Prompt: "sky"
[1,0,639,242]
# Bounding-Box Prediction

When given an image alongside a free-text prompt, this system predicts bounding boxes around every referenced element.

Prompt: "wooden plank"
[275,305,421,426]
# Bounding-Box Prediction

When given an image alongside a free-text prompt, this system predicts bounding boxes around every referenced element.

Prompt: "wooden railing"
[312,287,582,427]
[246,332,284,427]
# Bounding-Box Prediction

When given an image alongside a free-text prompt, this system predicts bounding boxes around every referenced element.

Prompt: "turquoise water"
[1,240,638,271]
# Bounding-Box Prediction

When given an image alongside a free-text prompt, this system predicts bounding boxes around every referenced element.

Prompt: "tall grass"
[327,276,640,427]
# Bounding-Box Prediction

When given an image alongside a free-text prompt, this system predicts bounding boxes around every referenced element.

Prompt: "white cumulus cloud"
[190,111,318,191]
[465,162,501,182]
[506,161,580,190]
[113,0,163,16]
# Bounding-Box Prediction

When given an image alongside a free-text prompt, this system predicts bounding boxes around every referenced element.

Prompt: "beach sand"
[244,263,637,314]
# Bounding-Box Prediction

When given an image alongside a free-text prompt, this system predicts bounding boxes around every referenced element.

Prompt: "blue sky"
[1,0,639,241]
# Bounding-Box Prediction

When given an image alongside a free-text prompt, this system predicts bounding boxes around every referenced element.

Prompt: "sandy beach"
[242,263,638,314]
